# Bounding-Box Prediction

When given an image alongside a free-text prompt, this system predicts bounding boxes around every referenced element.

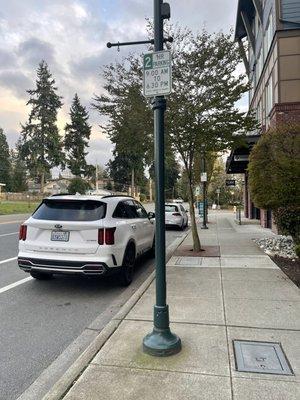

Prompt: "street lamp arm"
[107,37,173,49]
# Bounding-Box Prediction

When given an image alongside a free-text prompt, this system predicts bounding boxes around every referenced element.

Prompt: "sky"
[0,0,243,169]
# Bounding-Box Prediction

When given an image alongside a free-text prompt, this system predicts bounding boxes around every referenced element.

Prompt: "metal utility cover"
[175,257,202,266]
[233,340,293,375]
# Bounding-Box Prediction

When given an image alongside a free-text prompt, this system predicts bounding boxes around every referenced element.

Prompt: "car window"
[165,204,179,213]
[134,201,148,218]
[113,201,128,218]
[124,200,139,218]
[32,200,106,221]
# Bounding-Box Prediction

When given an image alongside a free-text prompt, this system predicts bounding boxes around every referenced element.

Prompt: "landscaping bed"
[271,255,300,288]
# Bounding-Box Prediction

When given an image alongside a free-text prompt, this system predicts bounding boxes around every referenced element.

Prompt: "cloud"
[0,70,32,98]
[18,37,56,69]
[0,0,242,167]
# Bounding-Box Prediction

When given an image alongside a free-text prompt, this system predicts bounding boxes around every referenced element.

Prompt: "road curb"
[41,229,190,400]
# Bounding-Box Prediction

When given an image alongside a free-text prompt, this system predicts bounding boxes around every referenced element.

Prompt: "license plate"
[51,230,70,242]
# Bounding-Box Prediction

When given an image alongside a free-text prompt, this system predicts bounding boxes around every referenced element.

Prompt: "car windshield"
[32,199,106,221]
[165,204,179,213]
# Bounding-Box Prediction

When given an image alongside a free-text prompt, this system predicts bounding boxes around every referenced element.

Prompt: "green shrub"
[248,124,300,210]
[68,177,91,195]
[273,207,300,245]
[295,244,300,258]
[139,193,147,202]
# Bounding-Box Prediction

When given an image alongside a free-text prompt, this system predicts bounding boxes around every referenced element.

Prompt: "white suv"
[18,195,155,286]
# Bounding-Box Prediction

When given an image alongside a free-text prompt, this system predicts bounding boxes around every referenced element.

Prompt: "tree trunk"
[187,177,202,252]
[40,172,45,194]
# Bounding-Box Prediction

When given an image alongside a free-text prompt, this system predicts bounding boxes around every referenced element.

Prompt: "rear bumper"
[18,257,121,276]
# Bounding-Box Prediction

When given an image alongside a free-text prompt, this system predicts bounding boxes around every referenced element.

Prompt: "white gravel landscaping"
[253,236,298,259]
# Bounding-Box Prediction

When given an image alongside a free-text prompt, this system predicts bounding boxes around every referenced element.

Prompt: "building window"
[265,74,273,119]
[263,11,274,61]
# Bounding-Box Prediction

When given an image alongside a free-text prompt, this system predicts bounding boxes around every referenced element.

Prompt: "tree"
[68,177,91,194]
[64,94,92,177]
[10,144,28,192]
[19,60,63,190]
[93,27,255,251]
[0,128,11,191]
[165,27,255,250]
[248,124,300,244]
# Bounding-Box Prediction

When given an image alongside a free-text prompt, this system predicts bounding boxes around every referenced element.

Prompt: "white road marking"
[0,220,24,225]
[0,257,17,265]
[0,232,18,238]
[0,277,33,294]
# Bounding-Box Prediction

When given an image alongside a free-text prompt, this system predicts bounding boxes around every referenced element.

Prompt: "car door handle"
[131,224,137,230]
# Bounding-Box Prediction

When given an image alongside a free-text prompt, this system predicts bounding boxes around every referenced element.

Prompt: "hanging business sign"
[143,51,172,97]
[226,179,236,187]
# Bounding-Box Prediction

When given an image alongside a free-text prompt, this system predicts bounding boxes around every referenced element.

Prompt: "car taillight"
[105,227,116,245]
[19,225,27,241]
[172,213,181,216]
[98,229,104,245]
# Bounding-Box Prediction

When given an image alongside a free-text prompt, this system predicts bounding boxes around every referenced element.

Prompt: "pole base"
[143,328,181,357]
[201,225,209,229]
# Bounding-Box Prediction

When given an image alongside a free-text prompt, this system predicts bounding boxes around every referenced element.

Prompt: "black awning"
[235,0,255,41]
[226,135,260,174]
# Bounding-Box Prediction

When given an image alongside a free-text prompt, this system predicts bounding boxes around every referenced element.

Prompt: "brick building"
[227,0,300,228]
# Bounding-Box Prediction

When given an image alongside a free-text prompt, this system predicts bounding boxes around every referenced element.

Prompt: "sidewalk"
[57,211,300,400]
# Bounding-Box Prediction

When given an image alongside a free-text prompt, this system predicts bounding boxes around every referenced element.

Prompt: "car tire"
[180,221,185,230]
[119,244,135,286]
[30,271,53,280]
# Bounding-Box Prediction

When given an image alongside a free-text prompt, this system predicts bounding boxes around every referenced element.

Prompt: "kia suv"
[18,195,155,286]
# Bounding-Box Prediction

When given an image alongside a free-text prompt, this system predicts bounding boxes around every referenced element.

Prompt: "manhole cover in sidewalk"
[233,340,293,375]
[175,257,202,266]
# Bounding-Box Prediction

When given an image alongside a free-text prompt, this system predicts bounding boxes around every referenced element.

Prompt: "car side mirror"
[185,209,189,212]
[148,211,155,219]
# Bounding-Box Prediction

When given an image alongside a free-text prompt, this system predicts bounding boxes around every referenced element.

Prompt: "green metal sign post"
[107,0,180,357]
[143,0,181,357]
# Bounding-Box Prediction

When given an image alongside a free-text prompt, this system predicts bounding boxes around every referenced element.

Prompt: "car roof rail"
[101,194,134,199]
[50,193,71,197]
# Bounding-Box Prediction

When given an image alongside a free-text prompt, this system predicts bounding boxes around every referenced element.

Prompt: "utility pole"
[95,164,99,192]
[131,168,135,198]
[107,0,180,357]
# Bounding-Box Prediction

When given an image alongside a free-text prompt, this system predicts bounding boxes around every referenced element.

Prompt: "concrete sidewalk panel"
[94,320,230,376]
[223,280,300,301]
[167,256,220,267]
[126,293,225,325]
[232,377,300,400]
[64,365,232,400]
[225,298,300,330]
[222,268,289,282]
[227,326,300,382]
[148,277,222,298]
[167,266,221,280]
[221,256,278,269]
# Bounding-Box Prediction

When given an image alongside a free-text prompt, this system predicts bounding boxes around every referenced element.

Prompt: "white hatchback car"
[165,203,188,230]
[18,195,155,286]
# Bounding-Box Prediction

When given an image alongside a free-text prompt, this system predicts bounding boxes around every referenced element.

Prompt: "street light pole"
[143,0,181,357]
[201,151,208,230]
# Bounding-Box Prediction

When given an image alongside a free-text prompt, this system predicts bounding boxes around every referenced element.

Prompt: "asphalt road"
[0,207,188,400]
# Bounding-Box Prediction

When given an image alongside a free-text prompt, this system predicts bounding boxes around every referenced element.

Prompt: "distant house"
[43,179,71,194]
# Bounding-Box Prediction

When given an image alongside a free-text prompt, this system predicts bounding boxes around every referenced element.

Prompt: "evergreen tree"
[64,94,91,177]
[10,144,28,192]
[0,127,11,191]
[19,60,63,190]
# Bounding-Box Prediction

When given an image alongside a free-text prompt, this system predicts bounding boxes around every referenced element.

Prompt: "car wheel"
[180,221,185,230]
[119,244,135,286]
[30,271,53,280]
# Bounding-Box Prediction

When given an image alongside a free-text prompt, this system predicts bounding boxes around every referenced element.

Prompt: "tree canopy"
[19,60,63,189]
